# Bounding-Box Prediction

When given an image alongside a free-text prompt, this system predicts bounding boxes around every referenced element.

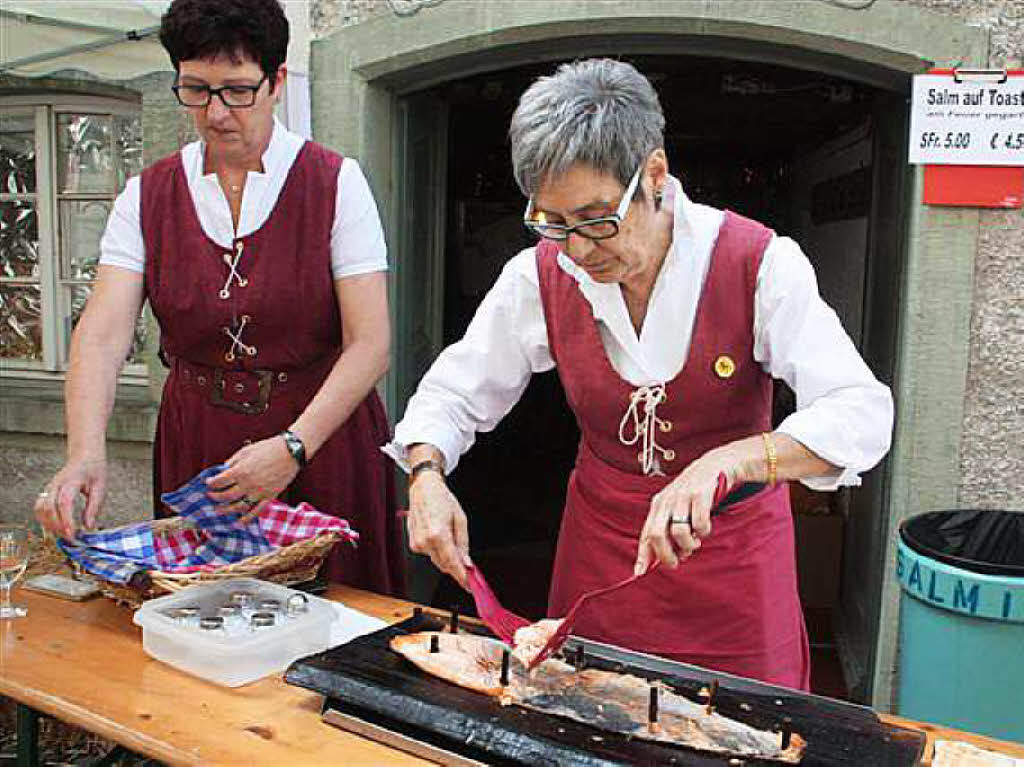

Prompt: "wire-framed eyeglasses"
[172,74,269,108]
[523,164,643,241]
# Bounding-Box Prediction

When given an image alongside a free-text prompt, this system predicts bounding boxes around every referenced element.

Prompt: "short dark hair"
[160,0,289,86]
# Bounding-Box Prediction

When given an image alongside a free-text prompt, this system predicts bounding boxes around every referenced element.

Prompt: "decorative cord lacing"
[219,241,248,299]
[222,314,256,362]
[618,383,674,476]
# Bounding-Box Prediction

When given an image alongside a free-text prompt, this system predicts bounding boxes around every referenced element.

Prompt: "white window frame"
[1,93,147,385]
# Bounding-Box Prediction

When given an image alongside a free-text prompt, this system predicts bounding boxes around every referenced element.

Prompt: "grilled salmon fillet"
[390,631,806,763]
[511,618,563,667]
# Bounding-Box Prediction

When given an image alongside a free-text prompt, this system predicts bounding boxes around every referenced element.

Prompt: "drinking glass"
[0,524,29,619]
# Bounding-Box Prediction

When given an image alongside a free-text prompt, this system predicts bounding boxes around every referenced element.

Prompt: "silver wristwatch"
[281,429,307,468]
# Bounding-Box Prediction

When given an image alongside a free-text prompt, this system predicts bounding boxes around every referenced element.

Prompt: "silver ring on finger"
[38,490,50,499]
[668,516,690,526]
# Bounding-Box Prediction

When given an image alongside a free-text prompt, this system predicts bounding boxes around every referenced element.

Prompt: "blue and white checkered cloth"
[58,520,157,584]
[159,465,270,565]
[60,464,273,584]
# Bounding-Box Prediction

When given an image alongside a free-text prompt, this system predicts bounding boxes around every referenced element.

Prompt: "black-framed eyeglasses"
[171,74,269,108]
[523,163,643,242]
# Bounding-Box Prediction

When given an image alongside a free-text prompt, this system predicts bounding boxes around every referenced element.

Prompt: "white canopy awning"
[0,1,172,79]
[0,1,311,138]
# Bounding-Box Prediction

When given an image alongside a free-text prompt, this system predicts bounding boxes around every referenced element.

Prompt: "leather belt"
[168,356,296,415]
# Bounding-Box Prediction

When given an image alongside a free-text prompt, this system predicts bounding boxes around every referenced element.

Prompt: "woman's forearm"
[64,267,144,463]
[288,334,389,458]
[65,329,123,462]
[724,432,840,487]
[289,272,390,459]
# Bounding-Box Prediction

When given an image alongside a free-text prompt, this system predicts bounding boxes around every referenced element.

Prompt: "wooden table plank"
[0,586,426,765]
[880,714,1024,765]
[2,585,1022,765]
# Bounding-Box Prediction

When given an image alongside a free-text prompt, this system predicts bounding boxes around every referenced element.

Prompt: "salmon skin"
[390,631,806,763]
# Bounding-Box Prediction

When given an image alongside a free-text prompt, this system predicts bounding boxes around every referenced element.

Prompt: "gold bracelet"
[761,432,777,487]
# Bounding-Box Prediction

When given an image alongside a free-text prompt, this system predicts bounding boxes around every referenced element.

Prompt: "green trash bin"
[896,509,1024,743]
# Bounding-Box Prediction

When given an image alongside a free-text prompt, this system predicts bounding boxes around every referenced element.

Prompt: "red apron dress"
[140,142,405,597]
[537,212,809,690]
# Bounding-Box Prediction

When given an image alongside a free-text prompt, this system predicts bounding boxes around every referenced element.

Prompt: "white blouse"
[384,177,894,491]
[98,118,387,280]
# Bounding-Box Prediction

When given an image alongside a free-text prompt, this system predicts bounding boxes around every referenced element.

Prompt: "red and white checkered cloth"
[61,462,361,584]
[152,500,359,574]
[260,500,359,548]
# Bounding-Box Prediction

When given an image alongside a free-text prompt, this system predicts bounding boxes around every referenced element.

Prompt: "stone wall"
[312,0,390,34]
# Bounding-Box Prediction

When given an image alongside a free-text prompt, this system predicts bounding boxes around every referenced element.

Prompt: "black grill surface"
[285,613,925,766]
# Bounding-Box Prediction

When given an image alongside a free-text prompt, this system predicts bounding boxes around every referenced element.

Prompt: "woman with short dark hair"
[35,0,405,596]
[388,59,893,688]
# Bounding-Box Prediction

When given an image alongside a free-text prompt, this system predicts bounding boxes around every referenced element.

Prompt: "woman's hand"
[205,436,300,515]
[634,432,841,574]
[634,445,749,575]
[406,471,472,589]
[34,458,108,540]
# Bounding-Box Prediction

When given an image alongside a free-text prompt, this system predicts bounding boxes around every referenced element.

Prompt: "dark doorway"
[413,56,898,701]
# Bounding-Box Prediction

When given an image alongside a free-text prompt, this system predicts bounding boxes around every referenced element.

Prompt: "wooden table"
[2,586,1023,766]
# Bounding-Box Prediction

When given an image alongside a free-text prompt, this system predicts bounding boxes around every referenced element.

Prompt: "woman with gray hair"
[385,58,892,690]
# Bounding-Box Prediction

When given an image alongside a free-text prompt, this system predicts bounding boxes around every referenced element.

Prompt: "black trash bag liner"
[900,510,1024,577]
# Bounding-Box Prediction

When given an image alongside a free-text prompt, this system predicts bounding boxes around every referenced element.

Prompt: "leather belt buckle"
[210,368,273,415]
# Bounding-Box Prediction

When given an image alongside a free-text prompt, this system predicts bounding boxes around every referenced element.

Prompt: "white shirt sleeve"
[98,176,144,273]
[331,159,387,279]
[382,249,555,473]
[754,235,894,490]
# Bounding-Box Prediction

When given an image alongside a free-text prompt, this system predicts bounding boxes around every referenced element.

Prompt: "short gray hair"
[509,58,665,198]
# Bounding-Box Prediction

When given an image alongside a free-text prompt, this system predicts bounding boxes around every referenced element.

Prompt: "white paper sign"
[908,73,1024,165]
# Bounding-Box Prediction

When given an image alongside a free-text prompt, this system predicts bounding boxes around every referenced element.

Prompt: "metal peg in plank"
[705,679,719,716]
[449,605,460,634]
[500,649,510,686]
[430,634,440,653]
[781,717,793,750]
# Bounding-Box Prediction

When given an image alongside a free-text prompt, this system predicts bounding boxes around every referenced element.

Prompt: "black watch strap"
[281,429,307,468]
[410,458,443,481]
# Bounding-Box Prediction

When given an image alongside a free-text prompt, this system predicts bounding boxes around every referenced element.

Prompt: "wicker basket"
[64,515,342,608]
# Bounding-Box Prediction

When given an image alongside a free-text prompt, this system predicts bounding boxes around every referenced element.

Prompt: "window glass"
[0,284,42,360]
[57,110,144,366]
[115,113,144,190]
[0,113,37,194]
[1,103,145,372]
[59,199,108,281]
[0,201,39,279]
[57,114,114,194]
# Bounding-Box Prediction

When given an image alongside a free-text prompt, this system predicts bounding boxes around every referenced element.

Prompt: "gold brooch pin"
[714,355,736,379]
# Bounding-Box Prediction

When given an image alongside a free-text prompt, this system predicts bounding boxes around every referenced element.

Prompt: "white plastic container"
[133,577,334,687]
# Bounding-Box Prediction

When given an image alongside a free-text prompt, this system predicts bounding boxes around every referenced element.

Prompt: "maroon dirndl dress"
[140,142,405,596]
[537,212,809,690]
